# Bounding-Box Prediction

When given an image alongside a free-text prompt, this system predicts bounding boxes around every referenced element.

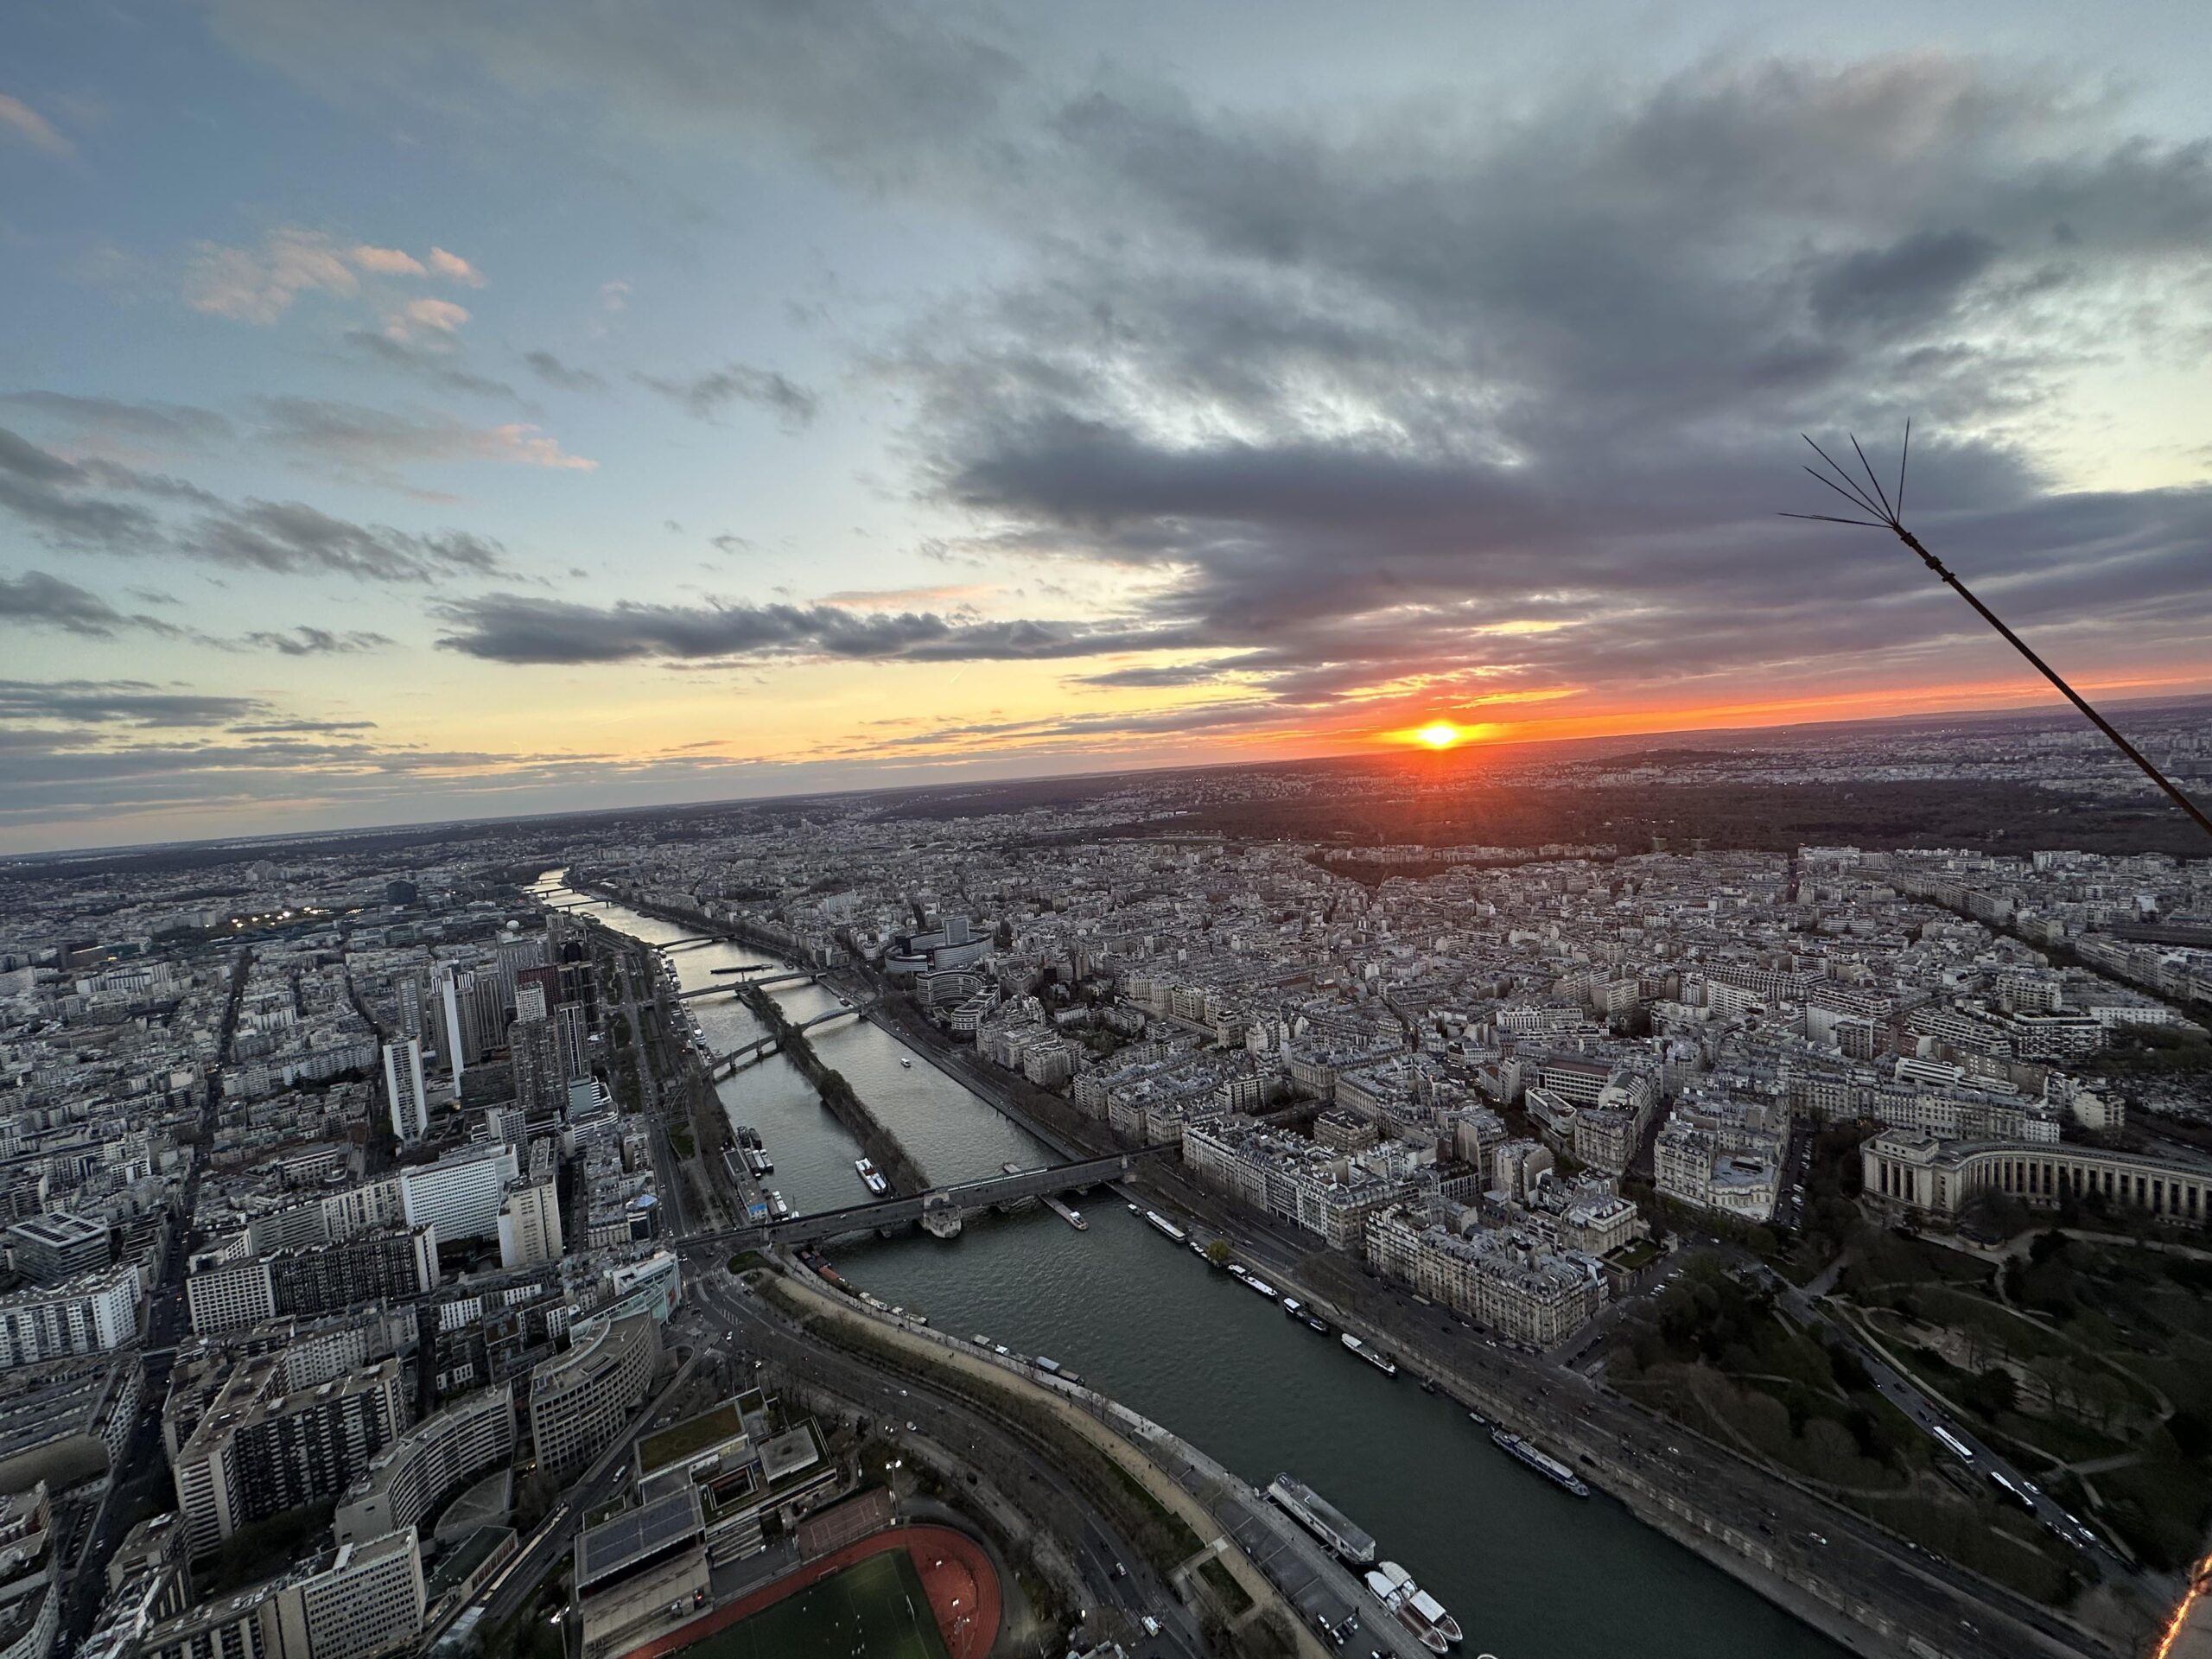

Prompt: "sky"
[3,1,2210,854]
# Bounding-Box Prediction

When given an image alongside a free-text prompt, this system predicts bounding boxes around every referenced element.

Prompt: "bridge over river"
[677,1143,1181,1249]
[699,999,877,1077]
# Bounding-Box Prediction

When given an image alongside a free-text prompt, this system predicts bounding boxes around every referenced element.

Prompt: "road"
[684,1264,1204,1659]
[690,1274,1211,1659]
[1757,1262,2127,1578]
[62,974,231,1651]
[1162,1193,2120,1659]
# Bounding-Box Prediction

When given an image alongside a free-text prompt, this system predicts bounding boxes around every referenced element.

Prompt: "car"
[1111,1561,1127,1580]
[905,1421,917,1431]
[1140,1615,1162,1637]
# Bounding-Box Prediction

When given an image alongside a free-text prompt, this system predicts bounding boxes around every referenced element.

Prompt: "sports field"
[684,1548,951,1659]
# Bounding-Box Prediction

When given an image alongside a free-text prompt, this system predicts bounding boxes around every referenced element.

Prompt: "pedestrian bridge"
[703,1001,875,1077]
[677,1143,1182,1250]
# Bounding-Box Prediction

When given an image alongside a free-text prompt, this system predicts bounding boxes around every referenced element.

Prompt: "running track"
[619,1523,1001,1659]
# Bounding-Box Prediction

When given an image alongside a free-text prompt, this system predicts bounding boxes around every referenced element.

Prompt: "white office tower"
[382,1039,428,1141]
[398,1142,520,1243]
[438,968,465,1086]
[497,1179,563,1269]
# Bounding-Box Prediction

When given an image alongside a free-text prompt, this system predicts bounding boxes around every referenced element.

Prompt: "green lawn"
[689,1551,950,1659]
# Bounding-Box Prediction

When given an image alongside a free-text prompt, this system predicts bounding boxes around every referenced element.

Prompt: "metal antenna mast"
[1784,423,2212,842]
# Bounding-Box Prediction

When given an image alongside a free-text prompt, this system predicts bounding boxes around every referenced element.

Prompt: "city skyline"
[6,1,2212,854]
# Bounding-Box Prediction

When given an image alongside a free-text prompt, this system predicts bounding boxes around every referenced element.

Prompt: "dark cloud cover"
[432,591,1163,665]
[0,569,174,638]
[0,678,269,728]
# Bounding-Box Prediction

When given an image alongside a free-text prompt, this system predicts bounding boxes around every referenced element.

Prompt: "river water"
[542,875,1841,1659]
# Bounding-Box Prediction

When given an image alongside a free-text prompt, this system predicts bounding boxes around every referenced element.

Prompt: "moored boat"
[1044,1196,1088,1230]
[1340,1332,1397,1376]
[1144,1210,1186,1243]
[1491,1428,1590,1497]
[1265,1474,1376,1565]
[1363,1560,1460,1650]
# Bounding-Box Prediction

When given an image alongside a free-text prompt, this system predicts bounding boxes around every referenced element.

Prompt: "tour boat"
[1340,1333,1397,1376]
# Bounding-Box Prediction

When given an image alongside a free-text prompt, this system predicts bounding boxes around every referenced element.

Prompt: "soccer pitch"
[689,1549,951,1659]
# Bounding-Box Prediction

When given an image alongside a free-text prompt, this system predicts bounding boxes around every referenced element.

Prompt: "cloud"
[238,626,395,655]
[431,591,1158,665]
[0,92,71,156]
[208,0,1019,193]
[0,570,172,638]
[635,363,817,427]
[185,229,365,323]
[226,717,380,734]
[707,533,749,556]
[598,280,630,312]
[387,296,471,340]
[343,330,516,399]
[185,498,507,582]
[350,244,427,276]
[0,679,268,728]
[523,350,606,392]
[0,418,524,588]
[428,247,485,287]
[0,424,168,552]
[184,230,487,324]
[861,55,2212,718]
[2,392,234,448]
[257,397,595,474]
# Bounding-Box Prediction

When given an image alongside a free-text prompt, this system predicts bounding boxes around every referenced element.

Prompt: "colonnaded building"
[1862,1128,2212,1225]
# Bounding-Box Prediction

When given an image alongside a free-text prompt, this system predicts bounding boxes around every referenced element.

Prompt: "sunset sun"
[1415,721,1464,750]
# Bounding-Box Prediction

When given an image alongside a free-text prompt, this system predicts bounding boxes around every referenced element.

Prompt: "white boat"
[1341,1333,1397,1377]
[1243,1275,1280,1301]
[900,1057,912,1068]
[1144,1211,1186,1243]
[1044,1196,1088,1230]
[855,1158,888,1197]
[1363,1560,1460,1651]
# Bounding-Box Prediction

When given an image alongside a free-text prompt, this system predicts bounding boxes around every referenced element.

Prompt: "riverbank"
[760,1264,1331,1659]
[842,979,2117,1659]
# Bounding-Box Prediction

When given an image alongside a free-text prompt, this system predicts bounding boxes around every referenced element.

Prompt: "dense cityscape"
[0,706,2203,1659]
[8,4,2212,1658]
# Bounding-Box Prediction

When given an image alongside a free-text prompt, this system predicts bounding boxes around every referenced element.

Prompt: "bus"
[1931,1425,1976,1463]
[1988,1470,2037,1513]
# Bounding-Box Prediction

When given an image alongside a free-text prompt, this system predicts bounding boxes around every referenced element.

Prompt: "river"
[541,874,1843,1659]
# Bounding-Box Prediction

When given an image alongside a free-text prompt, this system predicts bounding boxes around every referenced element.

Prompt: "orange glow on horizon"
[1353,667,2212,761]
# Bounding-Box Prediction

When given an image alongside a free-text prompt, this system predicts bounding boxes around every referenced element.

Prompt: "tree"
[1205,1238,1232,1266]
[1964,1367,2018,1419]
